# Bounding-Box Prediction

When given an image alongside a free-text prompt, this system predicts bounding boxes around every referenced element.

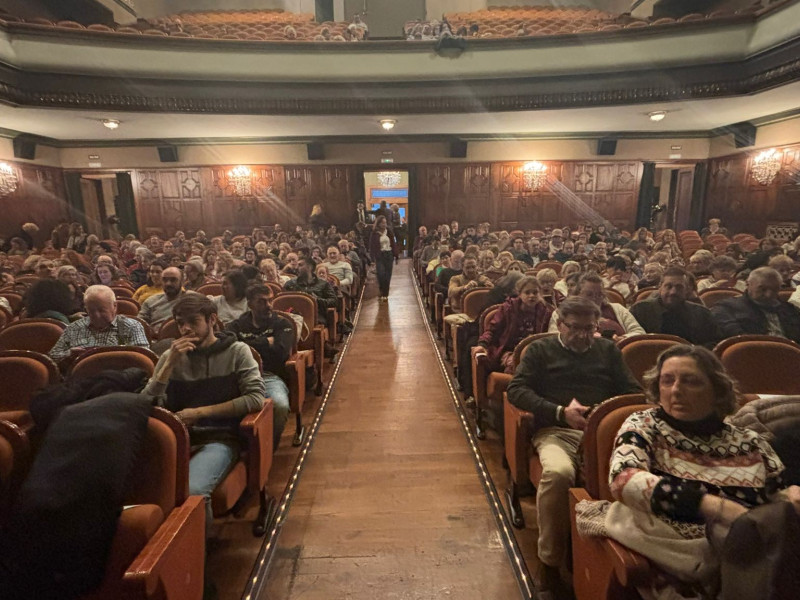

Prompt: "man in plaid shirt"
[49,285,150,361]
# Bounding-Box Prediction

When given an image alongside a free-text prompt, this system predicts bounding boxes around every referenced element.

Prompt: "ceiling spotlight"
[102,119,120,130]
[380,119,396,131]
[648,111,667,122]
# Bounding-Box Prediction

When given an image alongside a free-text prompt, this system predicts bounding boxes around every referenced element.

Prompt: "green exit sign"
[381,158,394,163]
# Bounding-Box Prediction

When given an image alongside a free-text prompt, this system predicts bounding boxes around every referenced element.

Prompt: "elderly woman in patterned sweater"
[606,345,800,596]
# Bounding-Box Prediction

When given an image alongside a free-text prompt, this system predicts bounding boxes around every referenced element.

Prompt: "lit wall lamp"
[228,165,252,196]
[0,162,18,196]
[751,148,781,186]
[522,161,548,191]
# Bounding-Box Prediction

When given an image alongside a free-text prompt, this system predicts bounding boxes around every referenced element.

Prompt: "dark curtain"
[636,162,656,229]
[689,162,708,231]
[63,172,86,229]
[114,172,139,238]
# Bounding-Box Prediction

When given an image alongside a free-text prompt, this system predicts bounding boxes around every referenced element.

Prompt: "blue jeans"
[189,441,238,531]
[263,373,290,450]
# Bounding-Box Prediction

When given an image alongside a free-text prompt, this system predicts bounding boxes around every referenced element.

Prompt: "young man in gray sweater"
[144,294,266,529]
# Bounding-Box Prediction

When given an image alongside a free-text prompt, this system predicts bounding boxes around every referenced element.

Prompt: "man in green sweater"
[507,296,641,596]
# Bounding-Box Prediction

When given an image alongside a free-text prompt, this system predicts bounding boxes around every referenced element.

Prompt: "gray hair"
[83,284,116,305]
[748,266,781,286]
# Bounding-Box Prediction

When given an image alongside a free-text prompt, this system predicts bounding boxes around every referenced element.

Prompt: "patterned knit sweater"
[609,407,785,530]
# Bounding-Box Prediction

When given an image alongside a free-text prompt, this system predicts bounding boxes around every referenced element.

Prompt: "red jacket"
[479,297,553,367]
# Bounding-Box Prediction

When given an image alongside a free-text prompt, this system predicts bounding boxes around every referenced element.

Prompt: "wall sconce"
[0,162,18,196]
[522,161,548,191]
[228,165,252,196]
[751,148,781,186]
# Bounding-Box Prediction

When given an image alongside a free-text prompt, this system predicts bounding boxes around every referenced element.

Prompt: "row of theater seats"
[413,253,800,600]
[0,273,362,598]
[0,12,361,42]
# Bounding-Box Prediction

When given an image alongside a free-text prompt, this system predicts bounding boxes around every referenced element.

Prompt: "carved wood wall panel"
[705,143,800,236]
[417,161,641,233]
[0,161,69,244]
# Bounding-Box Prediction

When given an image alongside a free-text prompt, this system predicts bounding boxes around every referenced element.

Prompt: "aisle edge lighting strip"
[243,284,367,600]
[409,268,535,600]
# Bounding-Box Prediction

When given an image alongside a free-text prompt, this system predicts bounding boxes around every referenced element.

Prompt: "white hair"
[83,284,116,305]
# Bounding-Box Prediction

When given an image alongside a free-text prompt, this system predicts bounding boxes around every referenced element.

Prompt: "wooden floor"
[255,260,522,599]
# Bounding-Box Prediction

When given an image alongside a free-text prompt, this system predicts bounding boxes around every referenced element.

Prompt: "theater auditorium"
[1,1,800,599]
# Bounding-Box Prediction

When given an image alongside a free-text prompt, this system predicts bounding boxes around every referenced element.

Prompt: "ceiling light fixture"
[0,162,18,196]
[380,119,396,131]
[102,119,120,130]
[228,165,252,196]
[648,111,667,122]
[522,161,548,191]
[377,171,402,187]
[751,148,782,186]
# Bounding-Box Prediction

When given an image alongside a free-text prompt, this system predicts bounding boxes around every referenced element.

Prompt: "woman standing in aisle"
[369,215,398,301]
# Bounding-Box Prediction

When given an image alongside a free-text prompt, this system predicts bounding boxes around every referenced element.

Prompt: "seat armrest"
[284,353,305,414]
[326,307,339,343]
[471,346,489,409]
[607,538,651,586]
[240,399,274,494]
[504,393,535,486]
[122,495,206,600]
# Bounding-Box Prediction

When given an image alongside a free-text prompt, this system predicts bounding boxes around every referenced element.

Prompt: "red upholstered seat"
[0,318,66,354]
[617,334,689,385]
[714,335,800,395]
[0,350,60,429]
[69,346,158,379]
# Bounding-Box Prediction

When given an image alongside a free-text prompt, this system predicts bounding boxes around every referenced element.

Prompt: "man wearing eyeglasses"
[507,296,641,597]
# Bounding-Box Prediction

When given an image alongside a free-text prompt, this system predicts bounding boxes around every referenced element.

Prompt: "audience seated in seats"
[49,285,149,362]
[477,276,553,374]
[23,278,75,324]
[768,254,799,289]
[696,255,746,293]
[209,269,249,326]
[536,268,563,308]
[602,255,635,300]
[132,259,167,304]
[281,252,300,277]
[434,250,463,296]
[630,266,721,348]
[183,258,209,291]
[56,265,85,313]
[553,261,580,297]
[284,256,338,326]
[710,267,800,343]
[144,294,265,531]
[576,345,800,600]
[320,245,353,295]
[446,256,493,325]
[548,272,644,340]
[510,237,533,266]
[547,229,565,258]
[506,296,642,596]
[138,266,191,330]
[637,261,663,291]
[700,217,729,239]
[227,284,294,451]
[740,237,782,273]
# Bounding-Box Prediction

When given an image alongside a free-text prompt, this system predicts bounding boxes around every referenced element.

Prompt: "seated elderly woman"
[477,276,553,373]
[536,268,564,308]
[592,345,800,598]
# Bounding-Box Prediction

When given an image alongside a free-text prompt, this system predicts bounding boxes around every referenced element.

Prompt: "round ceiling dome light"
[648,111,667,122]
[102,119,120,129]
[380,119,396,131]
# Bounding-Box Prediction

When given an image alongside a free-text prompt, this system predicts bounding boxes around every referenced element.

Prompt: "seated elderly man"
[711,266,800,342]
[320,245,354,295]
[507,296,642,595]
[49,285,149,362]
[445,256,493,326]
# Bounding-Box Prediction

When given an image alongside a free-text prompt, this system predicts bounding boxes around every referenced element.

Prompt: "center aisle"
[261,260,521,599]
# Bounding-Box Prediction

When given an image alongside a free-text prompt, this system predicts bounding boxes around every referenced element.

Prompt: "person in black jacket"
[630,266,721,348]
[227,284,296,450]
[711,267,800,343]
[284,255,338,325]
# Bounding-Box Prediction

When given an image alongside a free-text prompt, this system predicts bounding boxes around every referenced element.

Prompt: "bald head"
[162,267,184,299]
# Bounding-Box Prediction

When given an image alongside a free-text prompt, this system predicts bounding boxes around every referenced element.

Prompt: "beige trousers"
[531,426,584,567]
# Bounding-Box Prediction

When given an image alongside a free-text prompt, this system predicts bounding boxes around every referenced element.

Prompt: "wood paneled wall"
[705,143,800,236]
[129,160,644,237]
[415,161,642,232]
[0,160,70,245]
